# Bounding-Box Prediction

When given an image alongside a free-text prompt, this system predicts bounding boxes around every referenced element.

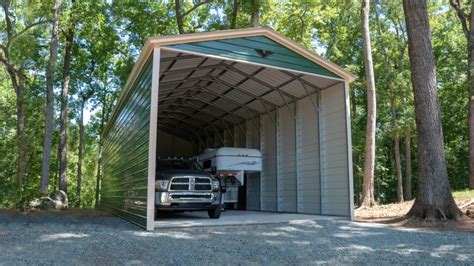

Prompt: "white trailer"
[197,147,262,206]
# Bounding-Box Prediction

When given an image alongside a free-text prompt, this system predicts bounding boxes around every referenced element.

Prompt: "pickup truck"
[155,157,222,219]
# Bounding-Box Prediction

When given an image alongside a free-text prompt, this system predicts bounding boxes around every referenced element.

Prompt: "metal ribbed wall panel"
[246,120,260,211]
[260,112,277,211]
[100,58,152,228]
[321,83,350,216]
[156,130,194,157]
[277,104,297,212]
[296,96,321,214]
[234,123,246,148]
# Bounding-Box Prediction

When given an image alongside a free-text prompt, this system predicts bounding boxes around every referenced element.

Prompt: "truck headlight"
[155,180,169,190]
[212,180,220,191]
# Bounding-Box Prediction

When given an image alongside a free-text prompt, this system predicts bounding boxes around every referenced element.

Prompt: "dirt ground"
[355,198,474,232]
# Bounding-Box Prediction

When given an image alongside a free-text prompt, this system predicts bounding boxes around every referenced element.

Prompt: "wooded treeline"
[0,0,471,209]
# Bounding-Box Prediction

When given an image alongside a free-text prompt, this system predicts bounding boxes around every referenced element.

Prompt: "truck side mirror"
[211,166,217,175]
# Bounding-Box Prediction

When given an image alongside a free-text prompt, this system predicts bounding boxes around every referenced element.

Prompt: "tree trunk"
[403,0,462,220]
[394,133,404,202]
[95,105,106,208]
[230,0,239,29]
[40,0,62,194]
[59,22,75,194]
[15,75,25,188]
[174,0,185,34]
[391,100,404,203]
[405,133,412,200]
[360,0,377,207]
[251,0,260,27]
[76,99,85,207]
[468,3,474,189]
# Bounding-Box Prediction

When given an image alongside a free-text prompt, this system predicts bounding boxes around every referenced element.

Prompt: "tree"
[0,0,47,191]
[77,89,93,207]
[230,0,240,29]
[404,133,412,200]
[58,0,77,194]
[250,0,260,27]
[448,0,474,189]
[359,0,376,207]
[40,0,62,194]
[403,0,462,220]
[174,0,211,34]
[391,99,404,202]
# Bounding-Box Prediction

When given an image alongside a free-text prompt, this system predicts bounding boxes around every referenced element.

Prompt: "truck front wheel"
[208,205,222,219]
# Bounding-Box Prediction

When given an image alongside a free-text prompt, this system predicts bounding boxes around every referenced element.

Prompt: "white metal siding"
[246,120,260,211]
[277,104,297,212]
[321,83,350,216]
[260,112,277,211]
[296,96,321,214]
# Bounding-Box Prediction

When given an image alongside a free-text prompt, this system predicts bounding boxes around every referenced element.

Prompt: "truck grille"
[170,194,212,199]
[169,177,212,191]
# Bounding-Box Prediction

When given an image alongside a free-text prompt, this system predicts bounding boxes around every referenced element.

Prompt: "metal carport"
[99,27,356,231]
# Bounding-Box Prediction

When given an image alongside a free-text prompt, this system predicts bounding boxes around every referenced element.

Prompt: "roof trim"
[147,27,356,83]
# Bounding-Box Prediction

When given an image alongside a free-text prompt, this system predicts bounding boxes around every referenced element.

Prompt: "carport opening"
[154,48,343,221]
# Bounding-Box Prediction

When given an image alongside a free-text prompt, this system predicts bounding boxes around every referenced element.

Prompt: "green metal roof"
[164,36,341,79]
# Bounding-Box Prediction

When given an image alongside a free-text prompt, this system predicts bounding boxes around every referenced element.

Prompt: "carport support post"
[344,82,355,220]
[146,47,161,231]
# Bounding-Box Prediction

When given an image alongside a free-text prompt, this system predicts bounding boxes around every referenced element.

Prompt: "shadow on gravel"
[0,210,472,265]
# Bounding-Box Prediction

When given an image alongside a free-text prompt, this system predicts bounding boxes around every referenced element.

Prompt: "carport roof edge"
[148,27,356,82]
[103,27,356,138]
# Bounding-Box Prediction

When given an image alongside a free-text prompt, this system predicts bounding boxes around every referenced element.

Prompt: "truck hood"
[156,169,211,180]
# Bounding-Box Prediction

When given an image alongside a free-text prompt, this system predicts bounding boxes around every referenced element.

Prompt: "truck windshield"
[156,159,204,171]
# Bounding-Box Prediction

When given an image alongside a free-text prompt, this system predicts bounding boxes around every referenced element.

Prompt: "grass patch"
[452,189,474,200]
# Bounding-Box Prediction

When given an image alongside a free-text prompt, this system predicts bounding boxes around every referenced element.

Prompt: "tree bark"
[40,0,62,194]
[468,3,474,189]
[391,100,404,203]
[59,16,75,194]
[405,133,412,200]
[230,0,239,29]
[449,0,474,190]
[95,103,107,208]
[394,133,404,202]
[76,99,85,207]
[403,0,462,220]
[360,0,377,207]
[174,0,185,34]
[251,0,260,27]
[15,73,26,188]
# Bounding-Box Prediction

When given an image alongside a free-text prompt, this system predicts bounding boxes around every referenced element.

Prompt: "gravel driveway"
[0,211,472,265]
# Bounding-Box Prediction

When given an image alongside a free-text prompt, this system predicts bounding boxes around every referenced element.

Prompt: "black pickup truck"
[154,158,222,219]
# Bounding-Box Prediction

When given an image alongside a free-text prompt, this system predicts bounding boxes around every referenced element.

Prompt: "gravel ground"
[0,211,473,265]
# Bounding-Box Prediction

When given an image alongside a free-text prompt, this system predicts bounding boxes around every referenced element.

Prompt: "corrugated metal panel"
[320,83,350,216]
[253,68,292,87]
[260,112,277,211]
[234,123,246,148]
[296,96,321,214]
[223,129,233,146]
[164,36,341,79]
[156,130,194,157]
[246,120,260,211]
[100,58,153,228]
[277,104,297,212]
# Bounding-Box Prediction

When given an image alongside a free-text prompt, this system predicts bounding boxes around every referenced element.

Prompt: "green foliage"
[0,0,472,208]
